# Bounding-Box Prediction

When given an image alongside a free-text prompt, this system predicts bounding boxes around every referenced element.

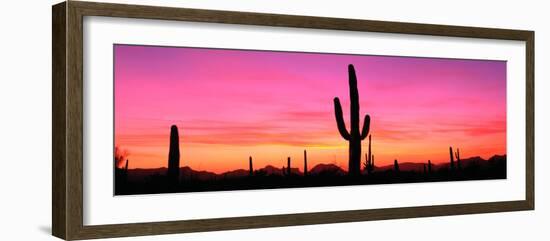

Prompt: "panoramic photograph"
[113,44,506,195]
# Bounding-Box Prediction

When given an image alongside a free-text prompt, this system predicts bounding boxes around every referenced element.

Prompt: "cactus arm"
[333,97,351,140]
[360,115,371,140]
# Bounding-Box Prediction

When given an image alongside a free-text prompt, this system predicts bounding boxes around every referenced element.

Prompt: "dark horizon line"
[119,153,506,173]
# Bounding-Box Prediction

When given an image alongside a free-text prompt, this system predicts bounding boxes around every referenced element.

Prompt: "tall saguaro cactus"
[333,64,371,176]
[167,125,180,183]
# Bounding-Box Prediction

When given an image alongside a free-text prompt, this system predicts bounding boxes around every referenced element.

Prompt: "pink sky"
[114,44,506,173]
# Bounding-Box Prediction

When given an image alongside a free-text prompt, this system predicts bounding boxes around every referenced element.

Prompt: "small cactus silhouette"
[122,159,129,183]
[249,156,253,176]
[364,154,375,174]
[363,135,375,174]
[333,64,371,176]
[303,150,308,176]
[449,146,455,172]
[287,157,291,176]
[394,159,400,172]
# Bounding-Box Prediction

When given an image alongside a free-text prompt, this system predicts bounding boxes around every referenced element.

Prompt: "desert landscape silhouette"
[114,64,506,195]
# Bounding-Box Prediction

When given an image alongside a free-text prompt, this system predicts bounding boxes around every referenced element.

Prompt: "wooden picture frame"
[52,1,534,240]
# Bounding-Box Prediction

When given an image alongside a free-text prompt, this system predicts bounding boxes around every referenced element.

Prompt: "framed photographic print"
[52,1,534,240]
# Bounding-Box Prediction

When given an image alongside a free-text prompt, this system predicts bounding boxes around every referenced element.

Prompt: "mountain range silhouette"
[122,155,504,184]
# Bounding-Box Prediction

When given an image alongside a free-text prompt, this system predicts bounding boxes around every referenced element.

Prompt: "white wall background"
[0,0,547,240]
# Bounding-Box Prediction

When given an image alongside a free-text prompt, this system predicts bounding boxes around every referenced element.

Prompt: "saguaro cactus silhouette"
[333,64,371,176]
[303,150,308,176]
[364,154,375,174]
[449,146,455,171]
[428,160,432,174]
[364,135,375,174]
[249,156,254,176]
[167,125,180,183]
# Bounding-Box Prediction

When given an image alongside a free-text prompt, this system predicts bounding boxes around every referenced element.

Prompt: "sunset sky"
[114,44,506,173]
